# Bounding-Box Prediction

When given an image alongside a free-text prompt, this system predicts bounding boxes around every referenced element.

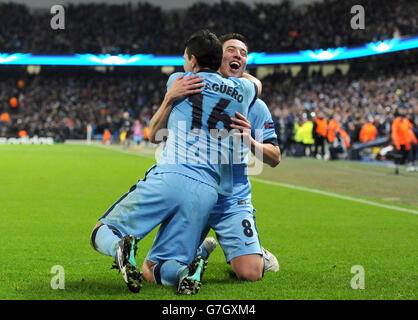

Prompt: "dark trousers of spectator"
[408,144,417,163]
[281,138,294,156]
[294,142,304,157]
[314,135,326,157]
[329,146,343,160]
[394,145,409,165]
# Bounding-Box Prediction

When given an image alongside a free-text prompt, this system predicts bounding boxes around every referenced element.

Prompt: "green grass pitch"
[0,144,417,300]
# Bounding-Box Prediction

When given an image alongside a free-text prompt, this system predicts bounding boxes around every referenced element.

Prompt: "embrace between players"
[90,30,281,295]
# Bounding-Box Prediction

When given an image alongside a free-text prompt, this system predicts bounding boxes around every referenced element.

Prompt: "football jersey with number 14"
[157,70,257,196]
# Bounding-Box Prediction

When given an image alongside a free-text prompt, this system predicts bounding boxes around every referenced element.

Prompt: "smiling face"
[219,39,248,78]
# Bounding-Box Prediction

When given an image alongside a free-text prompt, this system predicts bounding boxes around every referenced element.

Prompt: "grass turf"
[0,144,417,300]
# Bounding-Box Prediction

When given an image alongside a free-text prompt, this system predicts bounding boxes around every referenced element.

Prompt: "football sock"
[154,260,188,286]
[93,224,122,259]
[195,244,209,259]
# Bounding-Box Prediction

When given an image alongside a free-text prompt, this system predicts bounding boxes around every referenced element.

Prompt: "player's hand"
[166,74,205,103]
[231,112,252,145]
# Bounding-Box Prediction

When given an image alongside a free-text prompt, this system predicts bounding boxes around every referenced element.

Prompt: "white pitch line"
[86,144,418,215]
[250,176,418,215]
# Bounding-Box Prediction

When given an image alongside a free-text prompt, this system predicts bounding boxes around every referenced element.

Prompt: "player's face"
[183,49,193,72]
[219,39,248,78]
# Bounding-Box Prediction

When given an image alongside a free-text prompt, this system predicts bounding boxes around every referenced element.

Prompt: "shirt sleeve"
[247,99,278,145]
[166,72,184,91]
[239,78,258,107]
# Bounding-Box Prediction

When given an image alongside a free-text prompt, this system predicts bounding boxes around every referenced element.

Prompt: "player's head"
[183,29,222,73]
[218,33,249,78]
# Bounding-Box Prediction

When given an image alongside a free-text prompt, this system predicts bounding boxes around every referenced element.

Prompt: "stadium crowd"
[262,62,417,152]
[0,69,166,141]
[1,56,416,165]
[0,1,417,167]
[0,0,416,54]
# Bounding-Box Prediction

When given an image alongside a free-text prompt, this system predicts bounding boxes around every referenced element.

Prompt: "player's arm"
[148,74,204,143]
[231,112,281,167]
[241,72,262,97]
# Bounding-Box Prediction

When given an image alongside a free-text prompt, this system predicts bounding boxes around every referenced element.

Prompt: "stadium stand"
[0,0,416,54]
[0,0,416,167]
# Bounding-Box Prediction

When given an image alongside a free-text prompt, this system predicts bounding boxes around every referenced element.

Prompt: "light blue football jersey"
[212,98,278,213]
[157,70,258,196]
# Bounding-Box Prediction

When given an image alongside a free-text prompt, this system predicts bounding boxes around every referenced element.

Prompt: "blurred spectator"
[327,114,351,160]
[281,108,295,156]
[327,114,342,147]
[392,107,417,172]
[359,121,378,143]
[299,113,314,156]
[313,111,327,159]
[103,128,111,145]
[133,119,144,147]
[271,107,281,146]
[119,111,134,148]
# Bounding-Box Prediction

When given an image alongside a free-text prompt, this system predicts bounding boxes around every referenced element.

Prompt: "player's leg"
[211,211,263,281]
[230,247,279,281]
[142,225,215,282]
[90,221,123,258]
[230,254,263,281]
[195,236,218,260]
[90,220,142,292]
[142,236,216,282]
[141,260,156,283]
[210,209,278,281]
[144,175,218,294]
[96,167,178,242]
[90,166,176,292]
[90,180,139,260]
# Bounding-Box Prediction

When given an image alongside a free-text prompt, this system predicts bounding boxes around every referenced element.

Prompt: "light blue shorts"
[100,165,218,264]
[203,196,262,263]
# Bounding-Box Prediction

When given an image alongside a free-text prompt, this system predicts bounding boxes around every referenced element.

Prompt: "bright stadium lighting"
[0,54,21,63]
[366,39,399,53]
[376,42,391,52]
[301,48,346,61]
[0,36,416,66]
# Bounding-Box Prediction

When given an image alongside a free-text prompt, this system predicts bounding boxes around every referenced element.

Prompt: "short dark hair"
[219,33,249,51]
[184,29,222,71]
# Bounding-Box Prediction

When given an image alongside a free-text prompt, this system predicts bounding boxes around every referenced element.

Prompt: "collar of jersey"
[197,68,221,76]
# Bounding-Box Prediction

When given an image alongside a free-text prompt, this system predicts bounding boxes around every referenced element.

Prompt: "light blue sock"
[195,243,209,259]
[93,224,122,259]
[154,260,188,286]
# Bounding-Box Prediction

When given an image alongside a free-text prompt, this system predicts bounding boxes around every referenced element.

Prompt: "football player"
[142,33,280,289]
[89,29,260,294]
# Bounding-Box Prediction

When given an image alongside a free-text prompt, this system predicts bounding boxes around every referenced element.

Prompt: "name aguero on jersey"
[204,82,244,103]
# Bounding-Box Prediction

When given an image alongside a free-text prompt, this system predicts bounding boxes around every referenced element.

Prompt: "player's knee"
[231,255,264,281]
[141,260,157,283]
[90,221,104,250]
[235,267,263,281]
